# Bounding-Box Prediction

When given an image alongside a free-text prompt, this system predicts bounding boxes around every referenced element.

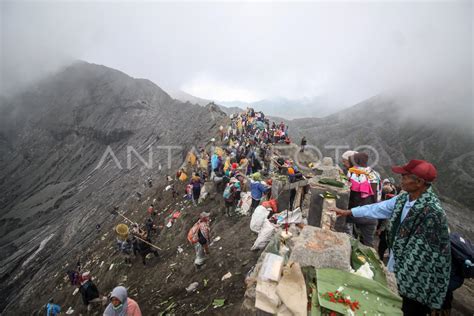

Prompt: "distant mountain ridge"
[0,61,228,313]
[169,90,243,115]
[0,62,472,314]
[285,94,474,208]
[220,96,345,119]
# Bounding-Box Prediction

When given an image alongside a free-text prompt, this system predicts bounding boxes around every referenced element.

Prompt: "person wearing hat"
[331,159,450,315]
[187,212,212,268]
[345,152,382,247]
[341,150,358,174]
[104,286,142,316]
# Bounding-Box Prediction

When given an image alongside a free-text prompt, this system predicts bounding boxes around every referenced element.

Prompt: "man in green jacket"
[332,159,451,315]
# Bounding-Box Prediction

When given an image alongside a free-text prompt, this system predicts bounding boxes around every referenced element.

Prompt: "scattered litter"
[242,259,250,266]
[72,288,79,296]
[186,282,199,293]
[214,236,221,242]
[159,302,177,315]
[109,263,114,271]
[165,273,172,283]
[212,298,225,308]
[177,246,184,254]
[169,263,177,267]
[65,307,74,314]
[221,272,232,281]
[203,278,208,287]
[100,261,104,268]
[194,303,211,315]
[219,247,222,250]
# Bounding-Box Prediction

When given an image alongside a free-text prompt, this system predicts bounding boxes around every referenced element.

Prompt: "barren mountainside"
[0,62,472,315]
[0,61,228,313]
[284,95,474,209]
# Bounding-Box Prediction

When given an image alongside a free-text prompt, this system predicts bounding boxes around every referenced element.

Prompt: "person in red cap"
[331,159,450,315]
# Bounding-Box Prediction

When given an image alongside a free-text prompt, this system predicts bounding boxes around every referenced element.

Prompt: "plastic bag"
[250,205,270,233]
[251,219,277,250]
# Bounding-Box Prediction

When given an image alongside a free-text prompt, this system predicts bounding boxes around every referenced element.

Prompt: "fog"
[1,1,472,121]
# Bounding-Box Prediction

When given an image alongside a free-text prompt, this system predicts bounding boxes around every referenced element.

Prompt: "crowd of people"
[44,107,472,316]
[184,109,296,267]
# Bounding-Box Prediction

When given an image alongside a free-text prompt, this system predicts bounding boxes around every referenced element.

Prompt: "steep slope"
[0,61,227,313]
[282,96,474,314]
[285,94,474,208]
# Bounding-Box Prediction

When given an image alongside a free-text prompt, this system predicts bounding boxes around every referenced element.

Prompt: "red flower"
[330,298,336,303]
[329,312,337,316]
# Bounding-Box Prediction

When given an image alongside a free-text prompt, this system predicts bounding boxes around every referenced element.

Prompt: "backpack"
[187,222,200,244]
[450,233,474,279]
[223,184,233,199]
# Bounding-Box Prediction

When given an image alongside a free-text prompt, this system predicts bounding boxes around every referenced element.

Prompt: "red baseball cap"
[391,159,437,182]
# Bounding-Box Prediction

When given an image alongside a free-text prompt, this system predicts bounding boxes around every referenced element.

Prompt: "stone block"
[307,179,350,232]
[289,226,351,271]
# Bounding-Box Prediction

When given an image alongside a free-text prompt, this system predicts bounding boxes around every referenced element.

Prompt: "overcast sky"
[1,0,472,109]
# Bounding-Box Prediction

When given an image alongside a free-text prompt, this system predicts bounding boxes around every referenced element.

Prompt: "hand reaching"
[329,207,352,217]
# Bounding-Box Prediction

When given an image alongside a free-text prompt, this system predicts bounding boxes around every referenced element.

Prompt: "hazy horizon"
[1,1,472,120]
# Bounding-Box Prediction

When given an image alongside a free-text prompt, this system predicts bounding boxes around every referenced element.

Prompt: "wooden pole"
[133,235,162,251]
[116,212,162,250]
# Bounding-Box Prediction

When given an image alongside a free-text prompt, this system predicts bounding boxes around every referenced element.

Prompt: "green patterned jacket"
[387,187,451,309]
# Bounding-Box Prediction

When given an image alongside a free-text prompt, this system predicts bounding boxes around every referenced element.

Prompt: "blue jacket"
[250,181,269,200]
[46,303,61,316]
[211,154,219,170]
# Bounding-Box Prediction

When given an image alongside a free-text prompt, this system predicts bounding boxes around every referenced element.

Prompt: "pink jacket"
[127,298,142,316]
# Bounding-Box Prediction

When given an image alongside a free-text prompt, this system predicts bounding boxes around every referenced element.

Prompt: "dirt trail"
[36,175,262,315]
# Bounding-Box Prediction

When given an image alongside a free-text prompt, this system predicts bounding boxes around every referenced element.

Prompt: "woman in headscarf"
[103,286,141,316]
[341,150,358,175]
[346,152,381,247]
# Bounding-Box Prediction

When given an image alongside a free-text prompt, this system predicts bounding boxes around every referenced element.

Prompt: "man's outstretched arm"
[331,195,398,219]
